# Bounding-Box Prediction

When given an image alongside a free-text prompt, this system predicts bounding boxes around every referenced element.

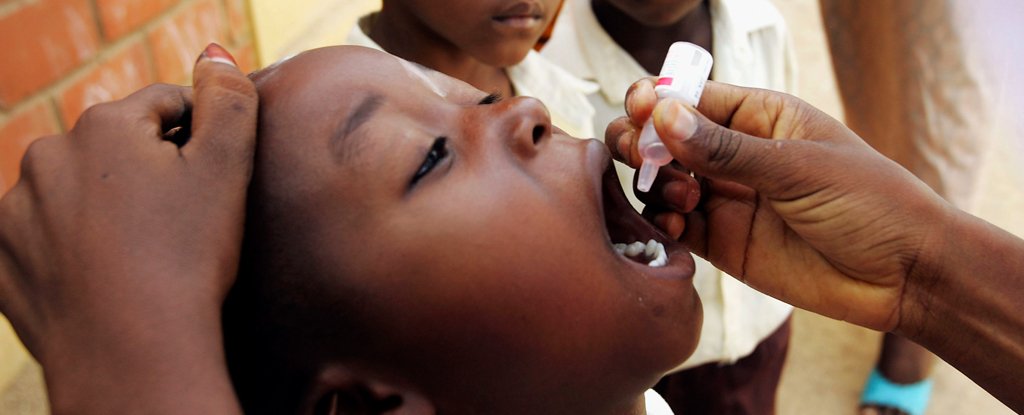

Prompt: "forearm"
[899,208,1024,411]
[43,304,241,415]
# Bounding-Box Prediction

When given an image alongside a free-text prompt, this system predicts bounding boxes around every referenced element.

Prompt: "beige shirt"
[542,0,796,369]
[346,14,598,140]
[645,389,674,415]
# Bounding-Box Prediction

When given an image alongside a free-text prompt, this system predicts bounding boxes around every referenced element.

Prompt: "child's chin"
[478,45,533,68]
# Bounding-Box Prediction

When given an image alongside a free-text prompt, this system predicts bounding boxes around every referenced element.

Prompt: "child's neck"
[368,10,515,98]
[591,0,713,75]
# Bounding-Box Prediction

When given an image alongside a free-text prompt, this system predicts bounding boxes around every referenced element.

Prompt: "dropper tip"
[637,159,659,193]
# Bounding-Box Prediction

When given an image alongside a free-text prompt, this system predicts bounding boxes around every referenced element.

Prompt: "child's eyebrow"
[332,93,383,163]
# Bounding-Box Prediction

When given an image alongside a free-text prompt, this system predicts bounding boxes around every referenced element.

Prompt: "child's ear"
[303,365,434,415]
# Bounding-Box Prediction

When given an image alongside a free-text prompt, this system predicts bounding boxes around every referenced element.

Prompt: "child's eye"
[478,93,503,105]
[411,137,448,186]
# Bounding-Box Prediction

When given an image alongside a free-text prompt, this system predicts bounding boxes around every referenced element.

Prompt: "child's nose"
[494,96,551,158]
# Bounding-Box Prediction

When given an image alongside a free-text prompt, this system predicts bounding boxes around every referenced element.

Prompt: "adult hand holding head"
[0,43,255,414]
[607,79,1024,411]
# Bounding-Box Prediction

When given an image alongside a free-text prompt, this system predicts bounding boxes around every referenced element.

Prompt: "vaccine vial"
[636,42,713,193]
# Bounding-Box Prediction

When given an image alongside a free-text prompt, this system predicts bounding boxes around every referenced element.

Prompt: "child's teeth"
[625,241,646,257]
[614,240,670,268]
[645,239,658,257]
[648,243,668,268]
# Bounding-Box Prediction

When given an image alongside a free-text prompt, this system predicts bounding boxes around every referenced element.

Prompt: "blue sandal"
[860,368,933,415]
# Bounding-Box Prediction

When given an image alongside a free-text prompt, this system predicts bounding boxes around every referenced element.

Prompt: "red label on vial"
[656,77,673,87]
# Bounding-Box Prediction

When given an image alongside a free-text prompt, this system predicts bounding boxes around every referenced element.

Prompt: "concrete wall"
[249,0,379,65]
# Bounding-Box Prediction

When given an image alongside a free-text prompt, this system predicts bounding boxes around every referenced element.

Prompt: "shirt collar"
[569,0,650,104]
[569,0,780,104]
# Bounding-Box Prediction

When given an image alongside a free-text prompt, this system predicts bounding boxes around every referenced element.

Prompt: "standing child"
[542,1,797,414]
[345,0,597,139]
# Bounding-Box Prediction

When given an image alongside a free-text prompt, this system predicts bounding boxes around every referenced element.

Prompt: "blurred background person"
[343,0,597,140]
[821,1,1002,414]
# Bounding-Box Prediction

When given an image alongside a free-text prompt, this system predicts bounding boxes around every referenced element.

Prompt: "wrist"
[894,207,1024,410]
[42,303,240,414]
[894,199,960,339]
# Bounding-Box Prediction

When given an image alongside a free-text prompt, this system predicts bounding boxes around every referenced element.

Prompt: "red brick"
[95,0,177,41]
[147,0,227,84]
[222,0,250,45]
[56,42,154,127]
[0,103,60,194]
[0,0,100,109]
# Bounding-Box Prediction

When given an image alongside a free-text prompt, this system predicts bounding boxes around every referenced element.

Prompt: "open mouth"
[599,163,694,278]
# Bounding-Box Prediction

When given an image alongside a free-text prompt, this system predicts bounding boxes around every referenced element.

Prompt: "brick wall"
[0,0,260,399]
[0,0,259,195]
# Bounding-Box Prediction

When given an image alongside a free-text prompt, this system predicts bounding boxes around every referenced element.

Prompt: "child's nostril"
[532,125,545,145]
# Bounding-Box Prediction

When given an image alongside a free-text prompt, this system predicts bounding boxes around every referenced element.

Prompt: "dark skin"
[0,44,256,414]
[821,2,981,413]
[370,0,562,98]
[242,46,702,414]
[592,0,712,74]
[4,49,1024,415]
[608,79,1024,412]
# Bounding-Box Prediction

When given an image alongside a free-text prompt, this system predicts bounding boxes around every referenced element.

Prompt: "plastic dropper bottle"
[636,42,713,193]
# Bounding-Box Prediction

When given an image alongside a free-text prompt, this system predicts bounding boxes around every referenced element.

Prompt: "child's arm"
[607,79,1024,411]
[0,44,255,414]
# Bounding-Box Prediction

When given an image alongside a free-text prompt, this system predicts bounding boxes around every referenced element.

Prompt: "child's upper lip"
[494,1,543,19]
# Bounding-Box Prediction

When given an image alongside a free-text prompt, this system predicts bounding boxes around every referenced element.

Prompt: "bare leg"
[821,1,993,413]
[860,334,937,415]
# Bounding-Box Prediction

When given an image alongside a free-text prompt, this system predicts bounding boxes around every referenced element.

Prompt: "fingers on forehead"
[186,59,258,165]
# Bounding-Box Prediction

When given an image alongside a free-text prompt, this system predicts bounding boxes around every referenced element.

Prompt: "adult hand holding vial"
[636,42,713,193]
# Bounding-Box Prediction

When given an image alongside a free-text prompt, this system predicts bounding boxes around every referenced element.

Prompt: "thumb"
[185,43,259,173]
[652,99,819,196]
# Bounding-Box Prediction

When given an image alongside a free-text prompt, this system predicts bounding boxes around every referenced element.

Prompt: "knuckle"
[137,82,180,96]
[760,91,788,114]
[74,101,117,127]
[702,126,745,170]
[19,136,61,176]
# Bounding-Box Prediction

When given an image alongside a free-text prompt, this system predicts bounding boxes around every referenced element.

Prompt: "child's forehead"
[392,57,484,101]
[260,47,483,108]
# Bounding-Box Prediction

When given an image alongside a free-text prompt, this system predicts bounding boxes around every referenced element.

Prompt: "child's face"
[604,0,705,26]
[251,46,700,411]
[386,0,562,66]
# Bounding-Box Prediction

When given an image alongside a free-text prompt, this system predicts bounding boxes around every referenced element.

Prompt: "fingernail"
[660,101,697,140]
[197,43,237,67]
